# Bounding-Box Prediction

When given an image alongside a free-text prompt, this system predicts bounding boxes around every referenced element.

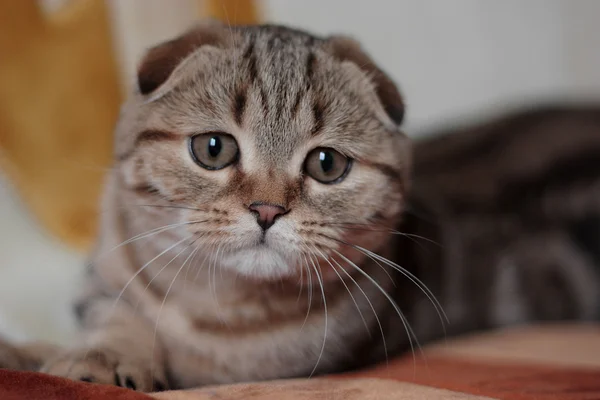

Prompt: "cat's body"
[1,23,599,392]
[403,106,600,340]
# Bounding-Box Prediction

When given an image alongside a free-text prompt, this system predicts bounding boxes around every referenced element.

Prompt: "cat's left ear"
[324,36,405,126]
[136,20,229,96]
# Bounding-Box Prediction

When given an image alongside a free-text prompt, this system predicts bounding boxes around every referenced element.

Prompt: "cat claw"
[40,348,168,392]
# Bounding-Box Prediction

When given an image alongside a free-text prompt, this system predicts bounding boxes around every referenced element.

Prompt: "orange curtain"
[203,0,261,25]
[0,0,121,250]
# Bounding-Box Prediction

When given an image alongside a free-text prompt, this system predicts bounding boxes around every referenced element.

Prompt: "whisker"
[210,244,221,306]
[328,255,390,368]
[133,240,197,314]
[307,253,327,378]
[355,247,396,287]
[183,244,202,291]
[208,244,227,326]
[122,221,206,243]
[361,246,449,329]
[192,234,220,284]
[322,223,440,246]
[150,241,194,385]
[299,252,314,331]
[308,246,370,338]
[324,235,449,330]
[192,246,213,284]
[329,248,422,369]
[214,243,231,330]
[111,236,191,314]
[207,245,216,306]
[296,252,307,304]
[90,219,208,265]
[71,236,191,380]
[132,204,205,212]
[364,248,448,325]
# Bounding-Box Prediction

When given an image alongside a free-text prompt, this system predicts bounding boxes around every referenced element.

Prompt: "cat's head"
[114,22,411,282]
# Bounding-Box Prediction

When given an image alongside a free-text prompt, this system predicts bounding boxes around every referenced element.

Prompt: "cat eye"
[304,148,351,184]
[189,133,239,170]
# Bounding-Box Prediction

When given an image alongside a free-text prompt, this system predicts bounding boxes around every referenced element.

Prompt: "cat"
[0,22,599,392]
[404,105,600,339]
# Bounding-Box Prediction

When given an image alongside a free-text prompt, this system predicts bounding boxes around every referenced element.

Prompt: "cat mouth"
[258,232,267,245]
[253,230,277,247]
[220,243,296,279]
[251,239,279,254]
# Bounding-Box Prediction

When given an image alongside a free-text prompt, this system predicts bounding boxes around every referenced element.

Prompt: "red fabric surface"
[2,353,600,399]
[0,369,152,400]
[342,355,600,400]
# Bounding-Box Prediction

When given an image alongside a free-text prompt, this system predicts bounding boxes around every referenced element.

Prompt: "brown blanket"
[1,324,599,400]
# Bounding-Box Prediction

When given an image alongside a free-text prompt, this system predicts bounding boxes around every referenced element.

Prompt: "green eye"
[304,147,351,184]
[189,133,239,170]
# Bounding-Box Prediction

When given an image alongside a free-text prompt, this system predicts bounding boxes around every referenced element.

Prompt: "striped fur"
[401,105,600,340]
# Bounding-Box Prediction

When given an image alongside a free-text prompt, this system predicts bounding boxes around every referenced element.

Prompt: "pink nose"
[248,202,287,231]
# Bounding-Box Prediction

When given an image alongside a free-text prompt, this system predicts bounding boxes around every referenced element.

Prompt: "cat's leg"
[40,301,169,392]
[0,337,60,371]
[511,231,600,321]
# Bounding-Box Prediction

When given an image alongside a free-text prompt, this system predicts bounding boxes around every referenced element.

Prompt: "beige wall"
[107,0,201,90]
[264,0,600,134]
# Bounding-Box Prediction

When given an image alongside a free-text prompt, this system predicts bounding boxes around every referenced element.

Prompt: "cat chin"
[219,246,297,280]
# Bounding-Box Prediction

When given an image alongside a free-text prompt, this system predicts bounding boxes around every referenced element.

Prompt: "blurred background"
[0,0,599,345]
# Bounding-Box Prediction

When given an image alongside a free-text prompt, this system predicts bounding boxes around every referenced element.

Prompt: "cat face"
[115,23,411,281]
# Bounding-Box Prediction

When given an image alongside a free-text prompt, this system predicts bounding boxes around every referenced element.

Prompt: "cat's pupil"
[208,137,222,158]
[319,151,334,173]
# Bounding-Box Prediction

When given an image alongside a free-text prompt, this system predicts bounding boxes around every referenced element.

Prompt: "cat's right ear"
[137,20,229,96]
[324,36,405,127]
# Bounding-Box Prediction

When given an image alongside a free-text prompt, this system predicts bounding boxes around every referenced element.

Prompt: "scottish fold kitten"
[1,22,599,392]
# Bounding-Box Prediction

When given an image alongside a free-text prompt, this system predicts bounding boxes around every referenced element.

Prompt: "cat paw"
[40,348,168,392]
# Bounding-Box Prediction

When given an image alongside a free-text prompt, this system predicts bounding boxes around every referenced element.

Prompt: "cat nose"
[248,202,287,231]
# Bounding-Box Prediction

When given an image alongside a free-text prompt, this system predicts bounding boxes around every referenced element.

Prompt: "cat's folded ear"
[137,20,230,96]
[325,36,405,126]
